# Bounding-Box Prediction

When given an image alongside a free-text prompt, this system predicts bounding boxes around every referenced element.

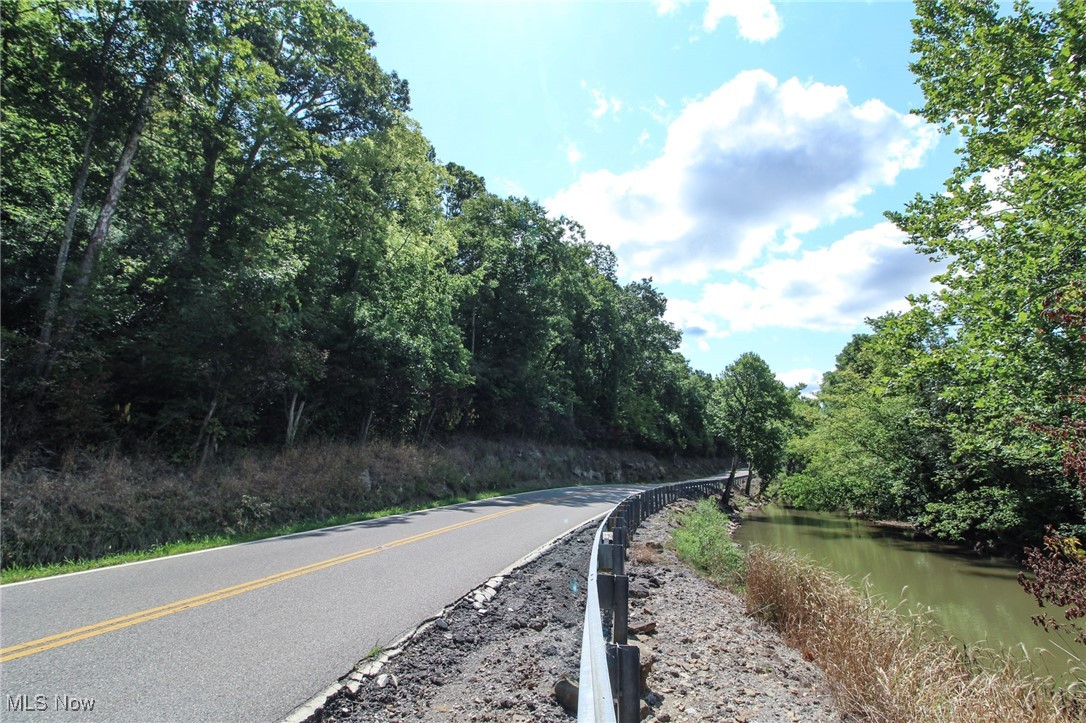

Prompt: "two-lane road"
[1,484,642,721]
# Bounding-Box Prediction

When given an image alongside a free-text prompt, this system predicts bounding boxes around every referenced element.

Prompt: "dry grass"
[743,545,1084,722]
[1,437,720,572]
[629,542,661,565]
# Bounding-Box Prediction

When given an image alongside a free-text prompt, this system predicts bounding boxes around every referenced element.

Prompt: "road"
[0,484,642,722]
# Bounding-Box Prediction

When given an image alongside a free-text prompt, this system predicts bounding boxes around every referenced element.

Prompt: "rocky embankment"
[309,498,841,722]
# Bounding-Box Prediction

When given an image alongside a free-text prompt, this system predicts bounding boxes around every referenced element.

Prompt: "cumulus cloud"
[548,70,937,283]
[664,222,941,336]
[704,0,781,42]
[582,82,623,120]
[653,0,781,42]
[653,0,684,15]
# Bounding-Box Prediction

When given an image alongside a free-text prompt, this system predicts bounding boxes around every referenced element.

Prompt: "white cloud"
[493,176,527,198]
[664,221,941,336]
[704,0,781,42]
[589,87,623,119]
[547,70,937,283]
[778,367,823,393]
[653,0,686,16]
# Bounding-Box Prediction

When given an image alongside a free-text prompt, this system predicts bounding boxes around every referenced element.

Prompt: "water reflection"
[735,505,1082,681]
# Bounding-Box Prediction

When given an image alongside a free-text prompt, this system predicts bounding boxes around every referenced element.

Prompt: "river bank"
[735,501,1085,683]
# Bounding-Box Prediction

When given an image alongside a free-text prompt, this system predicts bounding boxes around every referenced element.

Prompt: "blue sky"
[338,0,961,390]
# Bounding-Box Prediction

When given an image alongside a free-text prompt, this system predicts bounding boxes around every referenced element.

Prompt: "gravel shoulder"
[307,498,842,722]
[628,500,842,722]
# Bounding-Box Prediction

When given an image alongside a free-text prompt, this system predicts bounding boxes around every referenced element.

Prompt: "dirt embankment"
[310,498,841,722]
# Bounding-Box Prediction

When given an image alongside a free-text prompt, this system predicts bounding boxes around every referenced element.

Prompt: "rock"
[376,673,397,689]
[630,620,657,635]
[435,618,449,630]
[529,619,547,631]
[640,699,651,720]
[553,677,578,714]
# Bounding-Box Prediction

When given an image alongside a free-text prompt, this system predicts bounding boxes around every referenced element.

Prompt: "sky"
[338,0,961,391]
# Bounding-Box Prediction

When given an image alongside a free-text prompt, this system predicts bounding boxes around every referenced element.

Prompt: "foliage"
[708,352,792,489]
[1020,293,1086,647]
[782,0,1086,551]
[0,0,718,465]
[672,498,745,584]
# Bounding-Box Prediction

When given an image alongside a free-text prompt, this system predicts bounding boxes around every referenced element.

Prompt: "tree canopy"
[0,0,723,463]
[782,0,1086,551]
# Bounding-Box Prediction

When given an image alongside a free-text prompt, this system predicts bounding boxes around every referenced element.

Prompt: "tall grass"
[1,436,720,577]
[672,498,745,584]
[744,545,1084,722]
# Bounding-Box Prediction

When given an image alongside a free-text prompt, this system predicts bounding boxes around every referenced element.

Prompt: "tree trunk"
[359,407,375,447]
[36,3,126,374]
[285,392,305,447]
[719,452,739,510]
[56,8,187,348]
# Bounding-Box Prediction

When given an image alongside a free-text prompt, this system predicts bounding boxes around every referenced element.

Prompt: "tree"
[708,352,791,505]
[878,0,1086,545]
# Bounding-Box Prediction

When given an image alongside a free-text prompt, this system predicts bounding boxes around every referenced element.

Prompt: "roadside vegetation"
[669,501,1085,722]
[671,498,745,585]
[745,546,1082,722]
[1,436,719,581]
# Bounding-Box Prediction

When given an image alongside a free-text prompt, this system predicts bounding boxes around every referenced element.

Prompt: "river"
[734,504,1082,681]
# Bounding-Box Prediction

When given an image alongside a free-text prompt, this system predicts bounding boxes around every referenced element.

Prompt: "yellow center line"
[1,503,536,663]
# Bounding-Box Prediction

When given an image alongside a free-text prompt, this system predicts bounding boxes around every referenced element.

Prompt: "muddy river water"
[734,504,1082,681]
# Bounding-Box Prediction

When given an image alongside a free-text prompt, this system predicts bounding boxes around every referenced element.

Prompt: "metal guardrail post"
[580,476,749,722]
[616,644,640,723]
[613,574,629,644]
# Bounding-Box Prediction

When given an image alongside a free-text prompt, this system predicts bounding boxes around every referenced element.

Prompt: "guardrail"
[577,473,749,722]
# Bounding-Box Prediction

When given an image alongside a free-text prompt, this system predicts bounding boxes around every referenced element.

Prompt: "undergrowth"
[671,497,745,585]
[1,437,720,580]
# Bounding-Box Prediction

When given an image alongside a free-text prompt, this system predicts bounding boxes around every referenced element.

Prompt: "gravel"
[307,498,842,722]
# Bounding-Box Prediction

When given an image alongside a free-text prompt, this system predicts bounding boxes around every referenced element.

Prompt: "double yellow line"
[1,504,534,663]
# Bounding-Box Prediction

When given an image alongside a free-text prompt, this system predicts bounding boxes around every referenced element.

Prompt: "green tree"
[880,0,1086,544]
[709,352,792,504]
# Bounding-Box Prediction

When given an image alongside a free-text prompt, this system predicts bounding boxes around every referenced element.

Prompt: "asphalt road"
[0,484,643,722]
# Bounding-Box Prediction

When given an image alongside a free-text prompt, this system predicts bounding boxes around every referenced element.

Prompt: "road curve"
[0,484,644,722]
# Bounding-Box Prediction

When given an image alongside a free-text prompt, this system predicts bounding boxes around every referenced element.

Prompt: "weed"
[671,498,745,584]
[1,437,723,581]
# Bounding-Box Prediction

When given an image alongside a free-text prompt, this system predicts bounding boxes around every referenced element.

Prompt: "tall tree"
[709,352,791,505]
[882,0,1086,544]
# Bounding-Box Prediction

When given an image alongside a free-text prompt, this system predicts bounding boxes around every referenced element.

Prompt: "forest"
[1,0,725,464]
